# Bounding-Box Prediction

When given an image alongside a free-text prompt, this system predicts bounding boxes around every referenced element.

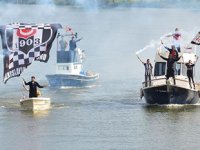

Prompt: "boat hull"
[46,74,99,87]
[142,85,199,104]
[20,97,51,111]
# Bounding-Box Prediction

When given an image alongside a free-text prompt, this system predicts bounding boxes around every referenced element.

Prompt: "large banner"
[0,23,62,83]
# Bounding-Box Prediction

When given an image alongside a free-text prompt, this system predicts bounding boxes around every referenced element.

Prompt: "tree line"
[0,0,199,6]
[0,0,163,5]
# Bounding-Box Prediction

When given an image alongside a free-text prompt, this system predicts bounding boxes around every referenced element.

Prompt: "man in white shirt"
[166,28,181,52]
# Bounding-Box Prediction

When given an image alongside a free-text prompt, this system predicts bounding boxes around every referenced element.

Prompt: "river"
[0,3,200,150]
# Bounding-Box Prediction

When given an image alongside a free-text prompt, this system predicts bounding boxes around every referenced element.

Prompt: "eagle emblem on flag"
[0,23,62,83]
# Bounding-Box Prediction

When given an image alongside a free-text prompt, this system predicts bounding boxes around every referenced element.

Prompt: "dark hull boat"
[139,44,200,105]
[46,73,99,87]
[143,84,199,104]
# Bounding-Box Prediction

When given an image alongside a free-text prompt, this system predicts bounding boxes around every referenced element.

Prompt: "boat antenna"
[57,33,59,52]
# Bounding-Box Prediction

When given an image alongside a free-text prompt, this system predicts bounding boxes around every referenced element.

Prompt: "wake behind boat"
[138,31,200,105]
[46,30,99,88]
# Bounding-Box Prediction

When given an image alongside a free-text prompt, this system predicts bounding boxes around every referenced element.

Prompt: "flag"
[191,32,200,45]
[0,23,62,83]
[65,26,74,35]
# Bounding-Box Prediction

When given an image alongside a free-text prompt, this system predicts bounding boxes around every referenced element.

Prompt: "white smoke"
[136,31,181,55]
[135,40,159,55]
[74,0,99,12]
[36,0,54,4]
[160,32,172,40]
[136,28,200,56]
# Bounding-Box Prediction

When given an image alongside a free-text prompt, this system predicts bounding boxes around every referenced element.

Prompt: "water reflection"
[20,109,50,118]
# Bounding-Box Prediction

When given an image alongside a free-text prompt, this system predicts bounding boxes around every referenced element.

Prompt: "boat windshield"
[174,63,187,76]
[181,63,187,76]
[154,62,166,76]
[57,51,82,63]
[175,63,181,75]
[154,62,187,76]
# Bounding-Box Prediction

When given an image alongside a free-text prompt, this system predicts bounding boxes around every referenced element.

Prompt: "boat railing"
[142,76,190,88]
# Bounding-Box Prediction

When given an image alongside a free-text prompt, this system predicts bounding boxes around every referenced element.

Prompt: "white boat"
[20,97,51,111]
[46,32,99,87]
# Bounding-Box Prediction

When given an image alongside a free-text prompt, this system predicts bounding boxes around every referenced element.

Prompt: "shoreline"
[0,1,200,9]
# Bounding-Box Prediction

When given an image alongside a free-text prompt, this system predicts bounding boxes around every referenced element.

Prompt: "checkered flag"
[0,23,62,83]
[191,32,200,45]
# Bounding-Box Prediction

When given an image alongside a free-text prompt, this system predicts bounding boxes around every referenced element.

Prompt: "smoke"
[36,0,54,4]
[136,28,200,56]
[135,40,159,55]
[135,32,173,55]
[74,0,99,12]
[160,32,172,40]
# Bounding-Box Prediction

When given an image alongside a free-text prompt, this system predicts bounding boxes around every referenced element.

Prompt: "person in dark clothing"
[69,36,83,51]
[23,76,45,98]
[184,57,198,89]
[161,41,178,59]
[69,36,83,62]
[158,52,181,85]
[161,41,179,75]
[137,56,153,87]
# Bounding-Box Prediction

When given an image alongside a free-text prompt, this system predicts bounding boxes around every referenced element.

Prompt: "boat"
[0,23,61,110]
[46,32,99,88]
[140,42,200,105]
[20,97,51,111]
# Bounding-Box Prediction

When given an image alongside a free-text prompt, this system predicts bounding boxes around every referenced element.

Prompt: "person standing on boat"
[137,56,153,87]
[161,41,179,75]
[184,57,198,89]
[158,52,181,85]
[166,28,181,52]
[59,35,67,51]
[23,76,45,98]
[161,41,178,59]
[69,36,83,62]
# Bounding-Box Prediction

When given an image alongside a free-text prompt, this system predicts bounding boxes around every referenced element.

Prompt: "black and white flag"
[191,32,200,45]
[0,23,62,83]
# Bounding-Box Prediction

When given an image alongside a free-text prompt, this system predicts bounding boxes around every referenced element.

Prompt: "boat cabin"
[154,51,197,78]
[56,49,84,75]
[56,33,85,75]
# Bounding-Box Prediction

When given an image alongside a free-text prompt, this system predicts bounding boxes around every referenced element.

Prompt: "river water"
[0,3,200,150]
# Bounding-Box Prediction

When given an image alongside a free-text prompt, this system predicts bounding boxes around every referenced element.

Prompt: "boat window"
[63,66,68,70]
[57,51,81,63]
[175,63,187,76]
[58,65,69,70]
[74,65,77,69]
[175,63,181,75]
[154,62,166,76]
[182,63,187,76]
